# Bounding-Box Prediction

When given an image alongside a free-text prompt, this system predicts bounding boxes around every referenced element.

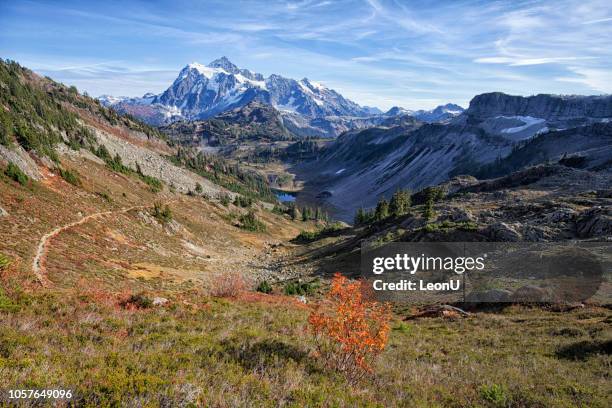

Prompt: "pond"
[273,189,297,203]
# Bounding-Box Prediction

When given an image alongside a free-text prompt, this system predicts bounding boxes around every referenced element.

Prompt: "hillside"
[290,93,612,221]
[0,59,310,291]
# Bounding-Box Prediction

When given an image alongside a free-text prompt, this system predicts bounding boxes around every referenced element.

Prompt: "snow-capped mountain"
[384,104,464,123]
[384,106,413,116]
[413,103,464,122]
[104,57,375,134]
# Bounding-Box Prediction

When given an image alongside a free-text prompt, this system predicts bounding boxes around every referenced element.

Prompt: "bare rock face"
[575,207,612,238]
[467,92,612,120]
[522,225,555,241]
[441,175,479,195]
[486,222,522,241]
[0,145,42,180]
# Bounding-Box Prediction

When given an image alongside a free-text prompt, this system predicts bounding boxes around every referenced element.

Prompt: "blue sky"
[1,0,611,110]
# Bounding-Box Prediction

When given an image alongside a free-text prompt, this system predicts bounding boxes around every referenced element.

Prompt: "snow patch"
[497,116,546,134]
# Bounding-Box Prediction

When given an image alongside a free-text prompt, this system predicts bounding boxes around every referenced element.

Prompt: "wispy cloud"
[1,0,610,109]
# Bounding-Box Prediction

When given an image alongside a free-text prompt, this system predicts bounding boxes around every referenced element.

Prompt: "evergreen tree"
[423,197,435,221]
[355,207,366,225]
[289,204,301,221]
[374,198,389,221]
[389,189,411,217]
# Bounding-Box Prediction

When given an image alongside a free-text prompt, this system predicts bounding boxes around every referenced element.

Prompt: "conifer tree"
[374,198,389,221]
[389,189,411,217]
[423,197,435,221]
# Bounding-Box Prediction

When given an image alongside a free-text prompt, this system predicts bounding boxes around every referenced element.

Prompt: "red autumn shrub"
[208,271,250,298]
[308,273,392,384]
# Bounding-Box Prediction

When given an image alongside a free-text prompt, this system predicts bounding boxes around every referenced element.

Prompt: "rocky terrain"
[291,93,612,221]
[294,163,611,305]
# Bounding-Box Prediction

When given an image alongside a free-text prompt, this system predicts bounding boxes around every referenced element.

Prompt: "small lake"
[273,189,297,203]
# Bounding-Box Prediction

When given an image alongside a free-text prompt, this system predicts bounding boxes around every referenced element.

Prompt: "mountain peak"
[385,106,412,116]
[207,56,239,73]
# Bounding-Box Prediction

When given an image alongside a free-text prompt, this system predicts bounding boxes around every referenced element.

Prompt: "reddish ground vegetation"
[309,273,392,383]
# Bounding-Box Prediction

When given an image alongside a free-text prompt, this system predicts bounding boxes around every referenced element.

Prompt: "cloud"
[474,56,597,66]
[582,16,612,24]
[556,67,612,93]
[3,0,611,109]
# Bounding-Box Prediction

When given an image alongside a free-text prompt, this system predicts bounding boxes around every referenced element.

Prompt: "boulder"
[486,222,522,241]
[449,208,476,223]
[512,285,552,302]
[0,206,7,217]
[152,297,169,306]
[465,289,512,303]
[546,208,576,223]
[576,207,612,238]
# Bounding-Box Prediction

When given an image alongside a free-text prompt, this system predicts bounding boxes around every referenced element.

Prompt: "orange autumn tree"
[308,273,392,383]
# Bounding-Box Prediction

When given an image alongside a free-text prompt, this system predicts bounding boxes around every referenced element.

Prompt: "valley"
[1,56,610,407]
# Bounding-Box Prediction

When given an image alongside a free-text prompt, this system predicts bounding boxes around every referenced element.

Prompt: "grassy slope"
[0,277,610,407]
[0,150,304,292]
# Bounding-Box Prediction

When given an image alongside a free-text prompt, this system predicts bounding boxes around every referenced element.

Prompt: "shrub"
[140,174,162,192]
[121,293,153,309]
[284,280,318,296]
[209,272,249,298]
[308,273,391,384]
[59,167,81,186]
[233,195,253,208]
[479,384,509,407]
[293,222,345,243]
[4,162,28,185]
[0,253,11,270]
[96,191,113,202]
[0,287,19,313]
[219,193,231,206]
[152,201,172,223]
[256,280,273,294]
[136,162,162,192]
[195,182,203,194]
[239,211,266,232]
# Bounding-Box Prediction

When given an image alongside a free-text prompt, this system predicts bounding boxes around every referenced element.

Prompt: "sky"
[1,0,611,110]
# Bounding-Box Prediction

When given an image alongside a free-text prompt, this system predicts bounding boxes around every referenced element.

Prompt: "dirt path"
[32,204,153,286]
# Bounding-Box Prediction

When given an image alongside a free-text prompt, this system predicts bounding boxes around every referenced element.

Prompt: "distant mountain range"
[384,103,464,122]
[98,57,463,137]
[293,92,612,221]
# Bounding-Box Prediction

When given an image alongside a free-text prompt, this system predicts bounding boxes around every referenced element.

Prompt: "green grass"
[0,287,609,407]
[293,222,345,243]
[4,162,29,186]
[59,167,81,186]
[239,211,266,232]
[422,220,479,233]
